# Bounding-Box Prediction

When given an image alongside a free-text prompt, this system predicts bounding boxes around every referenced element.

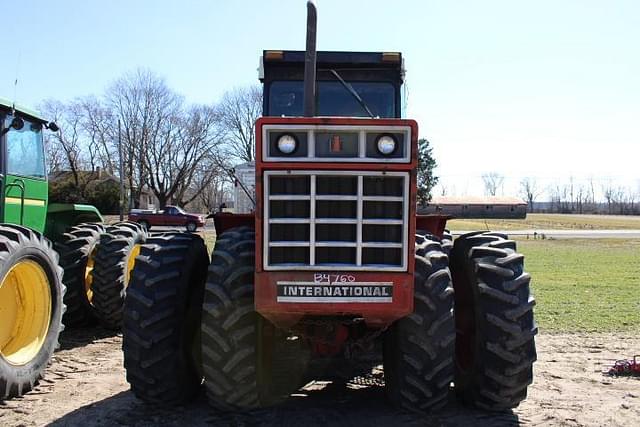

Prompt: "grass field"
[448,213,640,231]
[519,238,640,332]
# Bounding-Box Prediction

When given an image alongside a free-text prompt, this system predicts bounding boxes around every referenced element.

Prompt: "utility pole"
[118,119,124,221]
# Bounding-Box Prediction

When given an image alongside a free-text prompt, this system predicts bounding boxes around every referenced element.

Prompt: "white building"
[234,162,255,214]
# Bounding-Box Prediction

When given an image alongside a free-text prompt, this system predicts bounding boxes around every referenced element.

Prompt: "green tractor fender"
[44,203,104,244]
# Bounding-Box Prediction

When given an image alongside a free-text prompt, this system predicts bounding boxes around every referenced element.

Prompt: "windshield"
[268,81,396,118]
[3,115,46,178]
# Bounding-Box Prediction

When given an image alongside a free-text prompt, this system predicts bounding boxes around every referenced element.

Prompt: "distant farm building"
[420,196,527,219]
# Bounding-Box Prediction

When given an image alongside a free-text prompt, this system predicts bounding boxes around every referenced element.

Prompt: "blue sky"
[2,0,638,197]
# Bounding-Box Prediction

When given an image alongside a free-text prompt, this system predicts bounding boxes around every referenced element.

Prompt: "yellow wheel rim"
[0,260,52,366]
[125,244,142,286]
[85,248,97,304]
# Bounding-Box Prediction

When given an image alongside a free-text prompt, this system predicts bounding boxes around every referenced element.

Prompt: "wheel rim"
[187,223,196,232]
[0,260,52,366]
[125,244,142,286]
[84,248,97,304]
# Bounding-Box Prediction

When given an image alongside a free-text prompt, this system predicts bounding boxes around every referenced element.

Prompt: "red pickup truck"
[128,205,206,232]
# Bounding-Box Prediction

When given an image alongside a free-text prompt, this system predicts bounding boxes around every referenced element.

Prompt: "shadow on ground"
[47,380,520,427]
[59,326,120,350]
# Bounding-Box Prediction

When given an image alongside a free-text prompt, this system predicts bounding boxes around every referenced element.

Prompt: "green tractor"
[0,98,145,399]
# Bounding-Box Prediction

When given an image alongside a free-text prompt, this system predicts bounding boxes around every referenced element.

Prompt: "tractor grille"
[264,170,409,271]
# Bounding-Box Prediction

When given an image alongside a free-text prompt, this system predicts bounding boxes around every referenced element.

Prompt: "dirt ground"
[1,330,638,427]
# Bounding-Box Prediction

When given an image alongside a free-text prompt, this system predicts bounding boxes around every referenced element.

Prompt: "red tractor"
[121,2,536,414]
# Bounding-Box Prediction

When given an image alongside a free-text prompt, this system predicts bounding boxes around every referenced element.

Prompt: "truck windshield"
[268,81,395,118]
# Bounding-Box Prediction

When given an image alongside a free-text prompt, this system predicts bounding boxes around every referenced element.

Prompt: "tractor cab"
[260,50,404,118]
[0,98,50,231]
[0,98,102,239]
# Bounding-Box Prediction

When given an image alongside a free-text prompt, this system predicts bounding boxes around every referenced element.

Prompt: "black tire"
[186,221,197,232]
[441,229,453,256]
[92,222,148,329]
[138,220,150,231]
[0,224,64,399]
[201,227,308,410]
[58,223,105,327]
[415,228,452,257]
[450,231,537,411]
[123,232,209,403]
[383,232,455,413]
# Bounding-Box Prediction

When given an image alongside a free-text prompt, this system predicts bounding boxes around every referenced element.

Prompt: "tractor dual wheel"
[122,232,209,403]
[0,225,64,399]
[57,223,105,327]
[201,227,309,411]
[441,229,453,256]
[91,222,147,329]
[450,231,537,411]
[383,232,455,413]
[416,228,453,256]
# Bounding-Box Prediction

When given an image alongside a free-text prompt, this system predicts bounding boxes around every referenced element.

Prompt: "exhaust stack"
[303,1,317,117]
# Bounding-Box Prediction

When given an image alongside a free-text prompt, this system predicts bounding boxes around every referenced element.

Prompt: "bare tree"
[519,177,541,212]
[602,182,615,214]
[107,69,183,208]
[568,176,575,211]
[168,105,225,208]
[42,69,230,211]
[79,96,117,175]
[43,133,66,173]
[482,172,504,197]
[548,183,570,213]
[549,184,559,212]
[575,185,587,214]
[40,99,85,185]
[588,176,597,211]
[192,160,230,213]
[217,85,262,162]
[628,187,638,215]
[613,186,627,214]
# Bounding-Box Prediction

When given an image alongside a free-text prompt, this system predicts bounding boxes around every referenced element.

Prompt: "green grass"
[448,213,640,231]
[518,238,640,332]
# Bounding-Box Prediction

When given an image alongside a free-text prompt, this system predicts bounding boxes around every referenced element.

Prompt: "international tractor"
[121,2,536,414]
[0,98,147,400]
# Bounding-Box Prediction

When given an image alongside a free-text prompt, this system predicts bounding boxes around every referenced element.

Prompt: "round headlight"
[376,135,396,155]
[277,134,297,154]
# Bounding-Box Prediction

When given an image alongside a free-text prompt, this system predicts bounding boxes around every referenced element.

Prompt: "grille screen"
[265,171,408,271]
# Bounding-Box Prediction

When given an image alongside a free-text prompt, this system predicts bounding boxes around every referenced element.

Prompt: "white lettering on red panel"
[276,274,393,303]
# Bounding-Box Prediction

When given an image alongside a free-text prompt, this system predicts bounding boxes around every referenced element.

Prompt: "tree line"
[43,69,261,212]
[478,174,639,215]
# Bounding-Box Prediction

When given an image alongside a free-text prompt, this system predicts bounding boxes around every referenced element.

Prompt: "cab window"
[269,80,396,118]
[4,116,46,179]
